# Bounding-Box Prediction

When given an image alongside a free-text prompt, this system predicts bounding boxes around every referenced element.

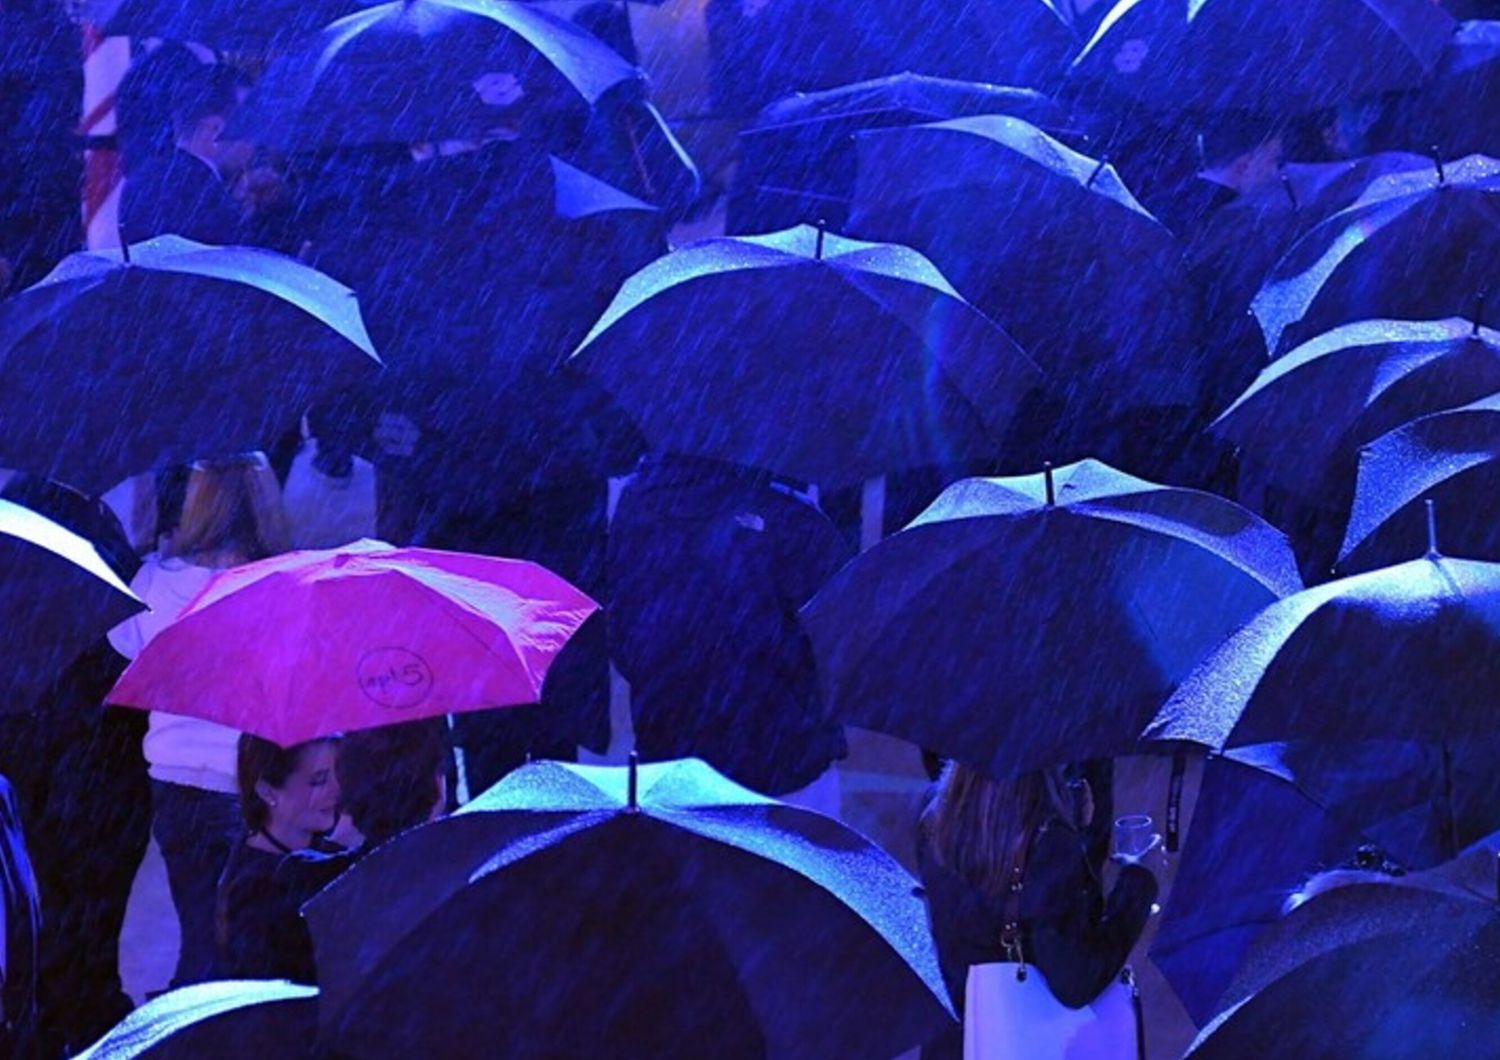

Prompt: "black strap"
[1125,967,1147,1060]
[257,829,295,856]
[1166,750,1187,853]
[1000,823,1042,979]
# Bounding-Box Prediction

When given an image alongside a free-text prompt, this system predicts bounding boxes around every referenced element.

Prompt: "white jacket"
[108,555,241,794]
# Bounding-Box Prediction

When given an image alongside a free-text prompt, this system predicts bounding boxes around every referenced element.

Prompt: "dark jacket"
[608,454,853,795]
[216,840,348,984]
[0,774,39,1051]
[120,148,242,246]
[0,0,81,293]
[916,811,1157,1056]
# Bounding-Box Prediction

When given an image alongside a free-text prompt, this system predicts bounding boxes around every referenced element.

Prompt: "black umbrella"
[1182,842,1500,1058]
[1340,394,1500,569]
[801,460,1301,779]
[1146,555,1500,749]
[1216,318,1500,576]
[0,235,379,495]
[227,0,641,151]
[846,114,1203,468]
[75,0,365,51]
[734,73,1076,233]
[566,224,1043,486]
[1381,20,1500,160]
[76,980,318,1059]
[0,496,143,712]
[1219,318,1500,507]
[1186,153,1431,414]
[1253,154,1500,356]
[305,757,955,1059]
[1153,739,1500,1025]
[1068,0,1454,115]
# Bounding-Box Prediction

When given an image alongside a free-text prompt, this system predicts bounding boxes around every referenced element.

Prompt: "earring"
[267,798,278,808]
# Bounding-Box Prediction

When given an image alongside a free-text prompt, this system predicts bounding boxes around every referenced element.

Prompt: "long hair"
[165,454,290,564]
[921,763,1057,896]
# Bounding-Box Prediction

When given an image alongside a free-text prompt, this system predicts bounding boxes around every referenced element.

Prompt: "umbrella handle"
[626,750,640,813]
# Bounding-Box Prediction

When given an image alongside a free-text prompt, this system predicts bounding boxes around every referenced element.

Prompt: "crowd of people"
[2,0,1500,1056]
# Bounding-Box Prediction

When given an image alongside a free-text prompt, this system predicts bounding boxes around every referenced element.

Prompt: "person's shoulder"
[275,846,355,895]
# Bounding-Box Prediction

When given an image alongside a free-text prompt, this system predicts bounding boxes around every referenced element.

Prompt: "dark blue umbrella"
[1219,318,1500,507]
[0,497,142,712]
[1182,841,1500,1058]
[227,0,641,151]
[566,224,1043,486]
[1340,393,1500,569]
[846,114,1203,467]
[1253,154,1500,356]
[1381,20,1500,160]
[76,981,318,1059]
[0,235,379,495]
[1186,153,1432,414]
[801,460,1301,779]
[734,74,1076,233]
[1146,555,1500,749]
[1153,740,1500,1025]
[76,0,365,51]
[304,757,955,1060]
[1217,318,1500,578]
[1068,0,1454,115]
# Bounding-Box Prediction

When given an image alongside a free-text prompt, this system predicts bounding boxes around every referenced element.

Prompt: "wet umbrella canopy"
[1218,318,1500,506]
[107,540,599,745]
[1147,555,1500,748]
[75,0,367,52]
[1182,841,1500,1058]
[846,114,1203,466]
[802,459,1301,779]
[0,235,379,496]
[305,757,955,1059]
[1153,739,1500,1024]
[1253,154,1500,356]
[0,497,142,712]
[226,0,642,151]
[1341,394,1500,569]
[567,224,1044,486]
[75,980,318,1059]
[1070,0,1454,114]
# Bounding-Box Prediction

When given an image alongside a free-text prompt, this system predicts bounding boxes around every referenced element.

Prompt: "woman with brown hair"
[916,761,1159,1058]
[216,734,342,982]
[109,453,291,988]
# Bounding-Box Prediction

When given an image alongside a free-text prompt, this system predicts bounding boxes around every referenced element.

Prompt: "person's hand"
[1111,832,1163,868]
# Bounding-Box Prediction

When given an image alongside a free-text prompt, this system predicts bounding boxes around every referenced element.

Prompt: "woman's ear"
[254,779,280,811]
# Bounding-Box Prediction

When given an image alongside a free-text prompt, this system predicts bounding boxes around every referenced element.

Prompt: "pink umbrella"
[107,540,599,746]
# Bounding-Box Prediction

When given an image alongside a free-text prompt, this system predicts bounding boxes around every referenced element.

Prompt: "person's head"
[116,43,252,175]
[238,734,342,847]
[335,720,449,848]
[1282,845,1406,914]
[164,453,290,565]
[1198,112,1288,193]
[922,762,1086,895]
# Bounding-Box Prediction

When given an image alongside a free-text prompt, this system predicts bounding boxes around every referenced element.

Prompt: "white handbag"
[963,962,1142,1060]
[961,829,1144,1060]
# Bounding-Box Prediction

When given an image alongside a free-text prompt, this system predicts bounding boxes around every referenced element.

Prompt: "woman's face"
[264,741,341,841]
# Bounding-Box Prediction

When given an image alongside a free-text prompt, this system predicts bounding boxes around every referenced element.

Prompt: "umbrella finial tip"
[1425,498,1441,558]
[1043,461,1056,507]
[626,750,640,813]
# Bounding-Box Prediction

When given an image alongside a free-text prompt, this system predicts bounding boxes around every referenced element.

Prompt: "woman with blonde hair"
[109,453,290,987]
[915,761,1159,1058]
